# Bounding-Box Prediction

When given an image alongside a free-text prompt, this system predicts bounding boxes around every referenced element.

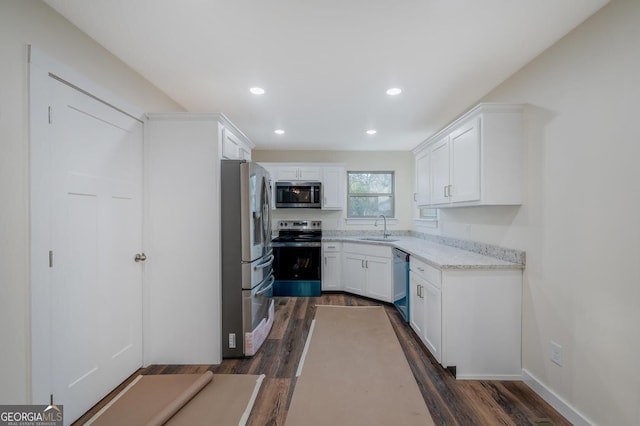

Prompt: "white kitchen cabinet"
[322,166,345,210]
[409,272,425,338]
[414,148,431,206]
[423,281,442,363]
[343,252,366,295]
[411,258,442,363]
[409,254,521,379]
[342,243,393,302]
[429,136,450,205]
[413,103,523,208]
[322,242,342,291]
[221,125,253,160]
[276,166,322,181]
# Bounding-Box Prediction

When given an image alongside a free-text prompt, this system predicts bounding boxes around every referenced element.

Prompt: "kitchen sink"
[358,237,399,242]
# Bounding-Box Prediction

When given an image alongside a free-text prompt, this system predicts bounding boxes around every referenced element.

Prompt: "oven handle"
[270,242,322,248]
[256,275,275,296]
[254,253,274,270]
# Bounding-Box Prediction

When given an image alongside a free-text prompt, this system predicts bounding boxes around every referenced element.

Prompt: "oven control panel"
[276,220,322,230]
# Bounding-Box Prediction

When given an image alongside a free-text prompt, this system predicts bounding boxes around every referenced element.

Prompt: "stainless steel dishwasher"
[392,248,410,322]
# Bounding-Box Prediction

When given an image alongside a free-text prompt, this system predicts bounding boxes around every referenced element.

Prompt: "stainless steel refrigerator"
[221,160,274,358]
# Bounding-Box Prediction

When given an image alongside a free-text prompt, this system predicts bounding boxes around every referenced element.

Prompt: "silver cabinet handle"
[134,253,147,262]
[417,267,424,272]
[361,259,365,268]
[444,186,447,197]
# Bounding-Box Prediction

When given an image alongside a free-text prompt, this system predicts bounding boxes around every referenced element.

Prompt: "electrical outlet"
[229,333,236,349]
[550,341,562,366]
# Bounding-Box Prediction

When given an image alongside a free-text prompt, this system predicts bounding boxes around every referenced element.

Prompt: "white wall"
[434,1,640,424]
[0,0,183,404]
[252,150,415,231]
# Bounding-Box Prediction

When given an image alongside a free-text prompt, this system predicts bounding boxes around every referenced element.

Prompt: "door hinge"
[49,250,53,268]
[48,106,52,124]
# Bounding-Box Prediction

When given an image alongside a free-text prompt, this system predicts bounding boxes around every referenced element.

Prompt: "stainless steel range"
[271,220,322,297]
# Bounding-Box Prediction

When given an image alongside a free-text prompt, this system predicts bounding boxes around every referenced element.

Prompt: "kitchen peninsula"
[321,233,524,380]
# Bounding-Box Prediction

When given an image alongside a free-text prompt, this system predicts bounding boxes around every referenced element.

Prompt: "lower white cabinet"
[322,242,342,291]
[342,243,392,302]
[423,278,442,363]
[410,257,521,379]
[409,272,425,338]
[410,258,441,362]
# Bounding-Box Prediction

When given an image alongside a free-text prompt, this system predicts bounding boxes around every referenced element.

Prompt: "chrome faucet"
[374,214,391,239]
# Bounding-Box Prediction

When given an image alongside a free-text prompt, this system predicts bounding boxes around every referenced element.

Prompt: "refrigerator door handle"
[254,253,274,270]
[256,274,275,296]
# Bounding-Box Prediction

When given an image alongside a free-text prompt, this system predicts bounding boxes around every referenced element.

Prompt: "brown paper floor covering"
[85,372,262,426]
[286,305,435,426]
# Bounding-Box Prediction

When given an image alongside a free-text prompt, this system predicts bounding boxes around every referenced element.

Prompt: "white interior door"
[48,78,144,423]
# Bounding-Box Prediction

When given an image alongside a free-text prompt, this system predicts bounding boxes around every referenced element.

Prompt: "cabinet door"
[430,136,450,205]
[415,149,431,206]
[423,281,442,363]
[298,166,322,181]
[276,166,300,181]
[322,166,345,210]
[222,128,240,159]
[343,253,366,295]
[450,117,481,203]
[365,256,392,302]
[409,273,425,337]
[322,252,342,291]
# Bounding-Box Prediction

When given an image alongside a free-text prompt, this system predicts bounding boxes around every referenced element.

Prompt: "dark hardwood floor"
[75,294,570,425]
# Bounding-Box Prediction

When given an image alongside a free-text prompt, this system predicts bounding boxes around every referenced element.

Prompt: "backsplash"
[323,229,525,265]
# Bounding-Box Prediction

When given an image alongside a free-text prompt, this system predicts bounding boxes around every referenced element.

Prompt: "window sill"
[345,218,399,226]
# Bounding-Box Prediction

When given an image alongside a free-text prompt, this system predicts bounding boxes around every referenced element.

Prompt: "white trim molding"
[522,369,594,426]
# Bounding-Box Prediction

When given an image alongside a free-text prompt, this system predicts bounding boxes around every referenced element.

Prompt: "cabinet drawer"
[323,242,341,252]
[343,242,391,258]
[410,258,441,288]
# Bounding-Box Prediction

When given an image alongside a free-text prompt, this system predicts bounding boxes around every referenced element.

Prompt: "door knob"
[134,253,147,262]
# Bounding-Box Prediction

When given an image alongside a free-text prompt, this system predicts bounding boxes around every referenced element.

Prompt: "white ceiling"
[44,0,608,151]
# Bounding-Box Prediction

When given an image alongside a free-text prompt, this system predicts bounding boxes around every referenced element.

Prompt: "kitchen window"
[347,171,394,218]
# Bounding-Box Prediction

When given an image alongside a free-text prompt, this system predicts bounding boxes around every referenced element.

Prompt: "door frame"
[28,46,146,405]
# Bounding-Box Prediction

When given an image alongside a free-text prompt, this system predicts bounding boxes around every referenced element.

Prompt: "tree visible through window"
[347,171,394,217]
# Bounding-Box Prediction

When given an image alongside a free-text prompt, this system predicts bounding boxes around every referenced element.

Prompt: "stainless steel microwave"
[275,181,322,208]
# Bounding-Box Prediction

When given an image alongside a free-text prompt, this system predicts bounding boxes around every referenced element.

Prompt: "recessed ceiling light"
[250,87,265,95]
[386,88,402,96]
[274,129,285,135]
[366,129,377,135]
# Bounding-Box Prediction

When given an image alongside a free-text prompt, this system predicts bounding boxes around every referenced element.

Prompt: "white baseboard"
[522,369,594,426]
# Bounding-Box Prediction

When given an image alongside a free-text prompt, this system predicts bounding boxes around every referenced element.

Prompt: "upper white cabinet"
[414,149,431,205]
[321,166,345,210]
[221,125,253,161]
[413,103,524,208]
[259,163,346,210]
[276,166,322,181]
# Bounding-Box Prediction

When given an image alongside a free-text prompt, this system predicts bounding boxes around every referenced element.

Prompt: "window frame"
[346,171,395,218]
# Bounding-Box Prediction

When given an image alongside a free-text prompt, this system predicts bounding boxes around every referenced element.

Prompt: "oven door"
[272,242,321,281]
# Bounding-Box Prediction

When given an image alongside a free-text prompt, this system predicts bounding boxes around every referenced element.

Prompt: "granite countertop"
[322,236,524,270]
